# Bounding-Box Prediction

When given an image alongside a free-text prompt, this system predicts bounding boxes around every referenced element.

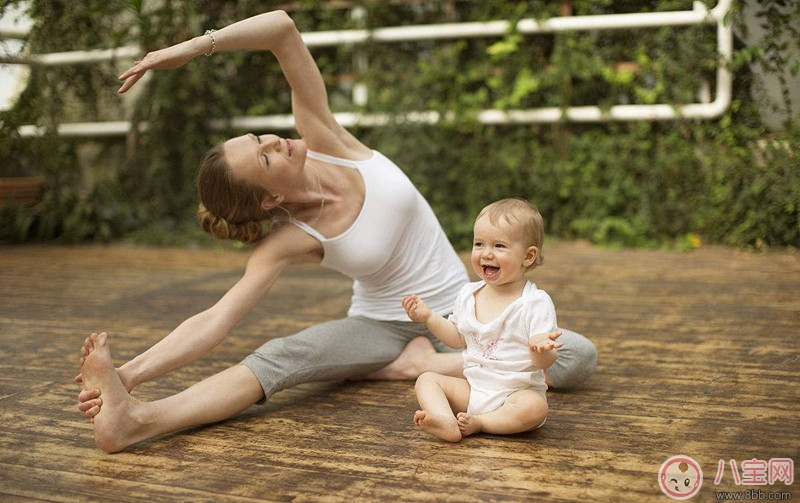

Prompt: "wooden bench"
[0,177,45,209]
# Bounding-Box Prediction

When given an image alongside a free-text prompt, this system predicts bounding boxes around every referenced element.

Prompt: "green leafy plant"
[0,0,797,249]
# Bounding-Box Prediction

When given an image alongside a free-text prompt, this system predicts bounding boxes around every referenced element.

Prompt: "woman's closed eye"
[250,133,270,168]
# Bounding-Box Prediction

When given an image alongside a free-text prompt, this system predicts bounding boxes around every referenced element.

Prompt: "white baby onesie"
[449,280,557,415]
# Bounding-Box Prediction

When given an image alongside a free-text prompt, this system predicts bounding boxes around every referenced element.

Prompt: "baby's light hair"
[476,198,545,269]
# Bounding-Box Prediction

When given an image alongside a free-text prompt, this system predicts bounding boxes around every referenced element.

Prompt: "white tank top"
[289,149,469,321]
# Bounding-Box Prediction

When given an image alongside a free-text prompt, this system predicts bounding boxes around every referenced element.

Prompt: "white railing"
[4,0,733,137]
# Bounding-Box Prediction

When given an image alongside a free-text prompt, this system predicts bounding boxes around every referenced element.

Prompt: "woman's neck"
[286,160,365,237]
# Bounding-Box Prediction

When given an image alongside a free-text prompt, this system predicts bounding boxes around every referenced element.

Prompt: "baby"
[403,198,561,442]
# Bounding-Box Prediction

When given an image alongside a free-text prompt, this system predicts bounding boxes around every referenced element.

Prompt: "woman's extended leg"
[80,332,264,453]
[544,328,597,389]
[78,317,450,426]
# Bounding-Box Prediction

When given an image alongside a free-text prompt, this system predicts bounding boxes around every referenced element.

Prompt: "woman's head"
[196,133,306,244]
[473,198,545,273]
[196,142,276,244]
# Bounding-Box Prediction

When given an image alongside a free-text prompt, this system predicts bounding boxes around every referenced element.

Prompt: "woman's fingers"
[118,72,145,94]
[78,397,102,413]
[78,388,101,403]
[83,404,101,420]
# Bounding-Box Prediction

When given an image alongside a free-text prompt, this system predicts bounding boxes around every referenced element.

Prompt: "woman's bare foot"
[413,410,462,442]
[456,412,483,437]
[363,337,437,380]
[80,332,149,453]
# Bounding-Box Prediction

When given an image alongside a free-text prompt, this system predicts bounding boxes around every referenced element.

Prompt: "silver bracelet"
[204,29,217,57]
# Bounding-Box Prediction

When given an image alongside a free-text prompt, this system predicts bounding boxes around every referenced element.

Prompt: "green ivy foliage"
[0,0,797,249]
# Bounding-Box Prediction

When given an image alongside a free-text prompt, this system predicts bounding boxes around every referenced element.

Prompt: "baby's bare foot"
[413,410,462,442]
[456,412,483,437]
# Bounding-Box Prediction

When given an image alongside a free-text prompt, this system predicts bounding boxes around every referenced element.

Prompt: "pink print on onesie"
[468,331,501,360]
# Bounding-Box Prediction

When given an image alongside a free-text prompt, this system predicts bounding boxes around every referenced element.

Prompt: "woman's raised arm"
[118,10,351,154]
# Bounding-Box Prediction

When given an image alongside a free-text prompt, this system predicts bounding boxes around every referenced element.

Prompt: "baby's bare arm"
[402,295,465,349]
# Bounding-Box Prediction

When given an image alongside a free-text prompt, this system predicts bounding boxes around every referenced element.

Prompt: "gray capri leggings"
[241,316,597,401]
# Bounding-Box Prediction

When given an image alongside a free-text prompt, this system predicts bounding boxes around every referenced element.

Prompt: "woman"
[75,10,597,453]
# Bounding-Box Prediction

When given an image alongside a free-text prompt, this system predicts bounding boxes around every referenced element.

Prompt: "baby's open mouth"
[482,265,500,277]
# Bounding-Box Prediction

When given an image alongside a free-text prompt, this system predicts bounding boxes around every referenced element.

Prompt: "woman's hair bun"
[197,204,264,244]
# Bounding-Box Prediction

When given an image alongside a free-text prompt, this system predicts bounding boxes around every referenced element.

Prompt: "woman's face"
[223,133,307,195]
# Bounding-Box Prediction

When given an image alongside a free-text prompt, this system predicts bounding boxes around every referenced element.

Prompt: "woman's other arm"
[117,225,320,390]
[74,226,317,394]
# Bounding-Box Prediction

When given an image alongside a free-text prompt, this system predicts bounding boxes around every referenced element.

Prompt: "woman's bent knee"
[549,330,598,389]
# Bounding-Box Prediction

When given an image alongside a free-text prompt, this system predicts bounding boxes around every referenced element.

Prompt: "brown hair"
[476,198,545,269]
[196,143,275,244]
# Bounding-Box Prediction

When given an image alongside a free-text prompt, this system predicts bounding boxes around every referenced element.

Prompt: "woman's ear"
[523,246,539,267]
[260,193,284,211]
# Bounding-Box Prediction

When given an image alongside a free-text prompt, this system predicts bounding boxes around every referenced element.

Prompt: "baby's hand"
[529,330,563,353]
[402,294,431,323]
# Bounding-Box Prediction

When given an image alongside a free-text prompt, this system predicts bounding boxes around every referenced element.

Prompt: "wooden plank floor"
[0,242,798,502]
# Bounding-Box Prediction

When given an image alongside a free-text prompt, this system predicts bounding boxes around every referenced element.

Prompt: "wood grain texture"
[0,242,798,502]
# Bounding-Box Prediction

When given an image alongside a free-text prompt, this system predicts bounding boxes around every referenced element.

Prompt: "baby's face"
[471,216,535,286]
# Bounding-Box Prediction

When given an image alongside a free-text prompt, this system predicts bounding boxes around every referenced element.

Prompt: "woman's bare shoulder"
[248,222,324,268]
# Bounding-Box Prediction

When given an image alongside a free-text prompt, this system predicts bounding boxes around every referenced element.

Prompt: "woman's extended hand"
[117,38,201,93]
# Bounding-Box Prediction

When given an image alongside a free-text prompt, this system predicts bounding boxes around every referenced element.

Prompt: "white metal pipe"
[1,44,141,66]
[14,0,733,135]
[0,26,28,40]
[301,29,369,47]
[18,121,141,137]
[5,2,727,60]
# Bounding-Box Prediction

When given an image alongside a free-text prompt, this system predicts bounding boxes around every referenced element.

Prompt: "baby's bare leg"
[413,372,470,442]
[458,390,548,437]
